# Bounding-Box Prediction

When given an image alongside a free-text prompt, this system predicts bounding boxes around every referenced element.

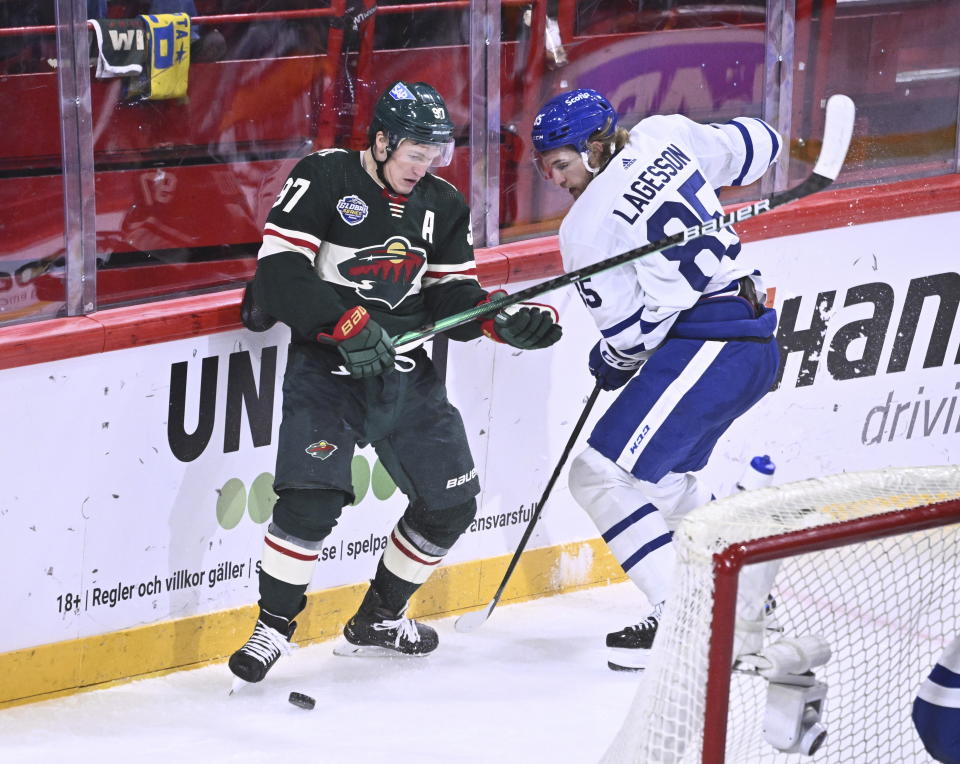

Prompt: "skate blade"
[228,675,250,695]
[608,661,644,672]
[332,640,431,659]
[607,647,651,672]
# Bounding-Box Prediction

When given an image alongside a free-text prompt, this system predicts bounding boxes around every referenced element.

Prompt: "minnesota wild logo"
[337,236,426,308]
[306,440,338,460]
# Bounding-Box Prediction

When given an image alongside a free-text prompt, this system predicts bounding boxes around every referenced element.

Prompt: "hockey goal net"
[602,465,960,764]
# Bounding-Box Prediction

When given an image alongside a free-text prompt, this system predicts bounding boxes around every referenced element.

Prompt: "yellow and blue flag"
[127,13,190,100]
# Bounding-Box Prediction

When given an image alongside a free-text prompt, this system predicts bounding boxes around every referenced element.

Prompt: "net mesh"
[601,465,960,764]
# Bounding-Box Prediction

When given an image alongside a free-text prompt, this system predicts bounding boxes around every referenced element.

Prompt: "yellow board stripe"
[1,538,625,708]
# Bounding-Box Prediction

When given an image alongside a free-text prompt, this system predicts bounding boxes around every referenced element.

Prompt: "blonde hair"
[591,125,631,171]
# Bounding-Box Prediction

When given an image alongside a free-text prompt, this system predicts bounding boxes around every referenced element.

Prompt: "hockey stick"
[454,380,604,633]
[393,94,855,352]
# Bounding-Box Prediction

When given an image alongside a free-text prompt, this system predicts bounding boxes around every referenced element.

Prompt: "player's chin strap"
[375,159,402,195]
[581,139,622,177]
[579,150,601,176]
[367,147,405,196]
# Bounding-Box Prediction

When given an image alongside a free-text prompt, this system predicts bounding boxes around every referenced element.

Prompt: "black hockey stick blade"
[392,94,856,352]
[454,382,603,633]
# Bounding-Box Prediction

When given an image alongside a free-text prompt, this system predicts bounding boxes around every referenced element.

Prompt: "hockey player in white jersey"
[531,88,782,670]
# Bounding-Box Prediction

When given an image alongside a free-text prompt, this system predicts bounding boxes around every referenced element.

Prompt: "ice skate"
[228,606,299,685]
[334,586,438,658]
[606,601,664,672]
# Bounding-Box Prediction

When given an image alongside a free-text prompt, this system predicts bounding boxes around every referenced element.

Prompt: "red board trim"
[1,174,957,371]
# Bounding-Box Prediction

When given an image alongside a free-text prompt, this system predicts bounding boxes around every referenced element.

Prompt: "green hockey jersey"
[256,148,487,342]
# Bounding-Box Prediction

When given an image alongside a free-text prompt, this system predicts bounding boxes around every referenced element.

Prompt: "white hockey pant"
[568,446,710,606]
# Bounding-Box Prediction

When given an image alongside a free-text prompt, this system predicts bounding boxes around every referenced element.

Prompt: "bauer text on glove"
[479,290,562,349]
[317,306,395,378]
[589,339,648,390]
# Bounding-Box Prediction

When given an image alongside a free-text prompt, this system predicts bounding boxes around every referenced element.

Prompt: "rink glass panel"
[0,4,70,324]
[786,0,960,189]
[0,0,956,325]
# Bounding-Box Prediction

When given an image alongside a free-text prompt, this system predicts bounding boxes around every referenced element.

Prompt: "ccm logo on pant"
[446,468,478,489]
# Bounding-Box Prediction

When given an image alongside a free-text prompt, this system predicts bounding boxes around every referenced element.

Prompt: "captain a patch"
[337,195,369,226]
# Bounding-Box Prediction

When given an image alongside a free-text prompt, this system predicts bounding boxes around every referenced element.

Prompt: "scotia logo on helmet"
[305,440,338,460]
[564,91,592,106]
[337,236,427,309]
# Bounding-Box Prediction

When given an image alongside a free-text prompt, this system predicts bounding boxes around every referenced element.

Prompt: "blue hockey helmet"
[531,88,617,154]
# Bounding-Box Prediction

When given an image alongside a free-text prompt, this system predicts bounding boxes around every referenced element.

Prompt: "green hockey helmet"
[368,81,456,168]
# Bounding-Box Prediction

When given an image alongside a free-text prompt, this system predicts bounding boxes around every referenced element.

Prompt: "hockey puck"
[288,691,316,710]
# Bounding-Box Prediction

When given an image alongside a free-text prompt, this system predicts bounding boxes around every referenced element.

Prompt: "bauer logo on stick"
[682,199,771,243]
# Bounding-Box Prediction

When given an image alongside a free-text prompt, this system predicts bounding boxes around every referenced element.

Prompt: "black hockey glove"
[317,306,395,379]
[479,290,562,350]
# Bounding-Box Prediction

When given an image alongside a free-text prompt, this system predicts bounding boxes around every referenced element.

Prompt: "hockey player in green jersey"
[230,81,563,685]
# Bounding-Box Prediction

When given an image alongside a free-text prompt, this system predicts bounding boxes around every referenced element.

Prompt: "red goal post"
[602,466,960,764]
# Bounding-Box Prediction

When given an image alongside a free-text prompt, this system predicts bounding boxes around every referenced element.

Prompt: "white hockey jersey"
[559,114,782,359]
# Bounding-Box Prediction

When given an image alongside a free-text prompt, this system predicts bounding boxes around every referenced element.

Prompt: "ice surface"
[0,583,648,764]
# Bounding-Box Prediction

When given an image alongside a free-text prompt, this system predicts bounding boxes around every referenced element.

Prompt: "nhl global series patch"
[306,440,338,460]
[337,195,368,226]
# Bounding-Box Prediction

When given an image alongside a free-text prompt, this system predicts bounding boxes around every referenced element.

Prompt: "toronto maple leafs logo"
[305,440,338,460]
[337,236,427,309]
